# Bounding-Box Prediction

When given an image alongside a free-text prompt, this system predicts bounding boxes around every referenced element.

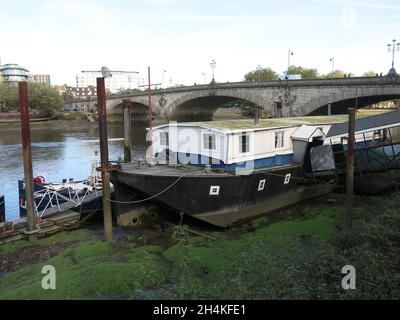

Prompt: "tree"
[362,71,377,77]
[0,83,19,111]
[287,65,319,79]
[0,82,64,114]
[324,70,346,78]
[28,83,64,115]
[244,67,278,82]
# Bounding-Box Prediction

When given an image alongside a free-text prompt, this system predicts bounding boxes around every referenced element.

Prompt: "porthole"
[209,186,220,195]
[258,179,266,191]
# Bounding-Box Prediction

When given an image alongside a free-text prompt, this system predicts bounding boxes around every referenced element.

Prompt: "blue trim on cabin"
[154,150,294,171]
[226,154,294,172]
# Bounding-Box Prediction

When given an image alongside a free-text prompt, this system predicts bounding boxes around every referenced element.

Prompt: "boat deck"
[118,161,301,176]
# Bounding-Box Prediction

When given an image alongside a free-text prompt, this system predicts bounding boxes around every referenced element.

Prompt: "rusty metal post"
[0,196,5,223]
[96,77,113,242]
[122,99,132,162]
[148,66,152,132]
[147,66,154,162]
[346,107,356,229]
[19,82,38,238]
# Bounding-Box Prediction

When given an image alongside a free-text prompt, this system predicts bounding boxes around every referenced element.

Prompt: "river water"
[0,122,148,221]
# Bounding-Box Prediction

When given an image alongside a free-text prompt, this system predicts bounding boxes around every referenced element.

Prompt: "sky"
[1,0,400,86]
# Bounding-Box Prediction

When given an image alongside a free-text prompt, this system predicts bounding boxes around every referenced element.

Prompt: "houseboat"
[110,110,400,228]
[110,115,357,227]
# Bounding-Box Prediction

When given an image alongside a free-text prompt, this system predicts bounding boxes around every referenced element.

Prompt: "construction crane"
[81,70,139,74]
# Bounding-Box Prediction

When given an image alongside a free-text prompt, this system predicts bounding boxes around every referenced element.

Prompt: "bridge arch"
[107,99,150,122]
[296,85,400,116]
[168,89,264,121]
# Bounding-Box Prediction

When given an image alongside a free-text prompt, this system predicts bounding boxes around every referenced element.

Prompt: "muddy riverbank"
[0,191,399,299]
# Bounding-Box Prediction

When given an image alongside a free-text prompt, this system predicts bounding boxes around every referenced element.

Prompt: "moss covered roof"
[152,109,390,133]
[191,109,390,132]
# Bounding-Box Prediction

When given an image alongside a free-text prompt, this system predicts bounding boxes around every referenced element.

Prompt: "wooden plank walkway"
[0,210,81,245]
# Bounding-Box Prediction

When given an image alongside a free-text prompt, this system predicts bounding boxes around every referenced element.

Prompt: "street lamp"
[202,72,207,83]
[387,39,400,76]
[287,50,294,75]
[330,57,335,73]
[101,66,112,78]
[210,60,216,81]
[161,69,166,88]
[256,65,262,82]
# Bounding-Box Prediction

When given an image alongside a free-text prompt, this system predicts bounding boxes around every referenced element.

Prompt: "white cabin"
[150,115,377,171]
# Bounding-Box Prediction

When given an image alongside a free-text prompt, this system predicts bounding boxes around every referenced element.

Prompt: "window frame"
[239,134,250,153]
[160,131,169,147]
[203,133,217,151]
[274,131,285,149]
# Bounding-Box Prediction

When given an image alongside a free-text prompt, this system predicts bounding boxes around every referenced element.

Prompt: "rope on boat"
[107,170,205,204]
[107,168,318,205]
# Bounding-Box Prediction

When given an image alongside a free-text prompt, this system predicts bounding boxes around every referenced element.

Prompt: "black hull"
[353,169,400,194]
[110,164,334,227]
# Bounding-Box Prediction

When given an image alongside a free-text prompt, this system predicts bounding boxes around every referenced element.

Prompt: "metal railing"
[32,178,102,217]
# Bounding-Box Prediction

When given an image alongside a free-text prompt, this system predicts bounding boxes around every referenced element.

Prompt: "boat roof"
[326,109,400,139]
[152,115,351,133]
[291,125,325,142]
[151,109,390,134]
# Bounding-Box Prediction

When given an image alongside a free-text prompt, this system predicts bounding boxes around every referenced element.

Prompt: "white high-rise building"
[76,70,139,93]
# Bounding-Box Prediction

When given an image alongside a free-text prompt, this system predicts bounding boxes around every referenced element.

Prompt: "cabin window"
[240,134,250,153]
[275,131,284,149]
[160,132,169,147]
[203,133,216,150]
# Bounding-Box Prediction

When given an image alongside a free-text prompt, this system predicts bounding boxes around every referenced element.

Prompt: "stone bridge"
[64,76,400,120]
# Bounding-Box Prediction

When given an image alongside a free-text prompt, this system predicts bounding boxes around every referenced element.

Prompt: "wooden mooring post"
[96,77,113,242]
[19,82,39,240]
[123,99,132,163]
[346,107,356,229]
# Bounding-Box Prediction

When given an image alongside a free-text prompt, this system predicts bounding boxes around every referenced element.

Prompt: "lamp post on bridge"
[287,50,294,76]
[330,57,335,73]
[210,60,216,83]
[202,72,207,84]
[161,69,166,88]
[387,39,400,76]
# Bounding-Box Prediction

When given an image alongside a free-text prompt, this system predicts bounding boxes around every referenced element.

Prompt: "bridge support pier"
[123,99,132,162]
